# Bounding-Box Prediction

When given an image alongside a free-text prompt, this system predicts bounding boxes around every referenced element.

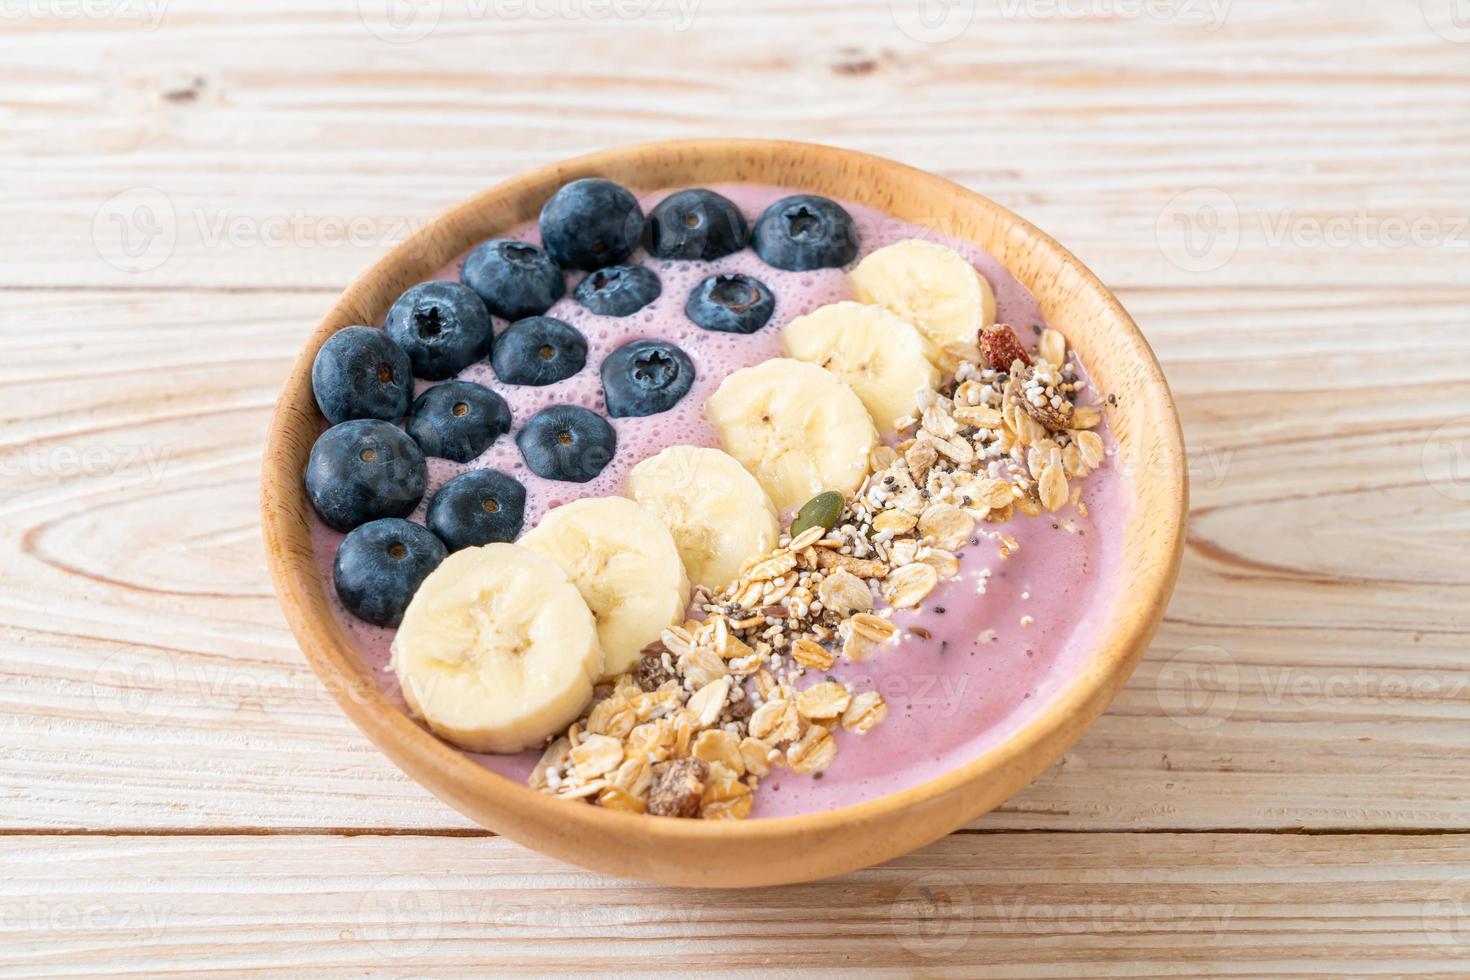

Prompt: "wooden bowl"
[261,139,1187,887]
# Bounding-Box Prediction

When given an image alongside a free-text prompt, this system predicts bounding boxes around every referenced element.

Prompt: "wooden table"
[5,1,1468,974]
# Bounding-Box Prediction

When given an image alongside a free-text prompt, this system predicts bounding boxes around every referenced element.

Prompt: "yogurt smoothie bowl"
[299,175,1126,822]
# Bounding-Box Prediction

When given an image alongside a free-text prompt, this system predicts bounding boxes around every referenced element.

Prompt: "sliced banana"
[849,238,996,355]
[390,543,602,754]
[520,497,690,680]
[705,358,877,514]
[782,301,941,434]
[627,445,780,593]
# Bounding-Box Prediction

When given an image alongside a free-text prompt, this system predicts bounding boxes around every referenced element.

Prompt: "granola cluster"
[531,322,1106,819]
[529,522,894,820]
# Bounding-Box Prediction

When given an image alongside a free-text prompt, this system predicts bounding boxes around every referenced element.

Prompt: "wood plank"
[3,832,1470,976]
[1,1,1466,290]
[3,286,1467,832]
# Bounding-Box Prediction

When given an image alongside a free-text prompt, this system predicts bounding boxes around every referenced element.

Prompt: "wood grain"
[5,832,1470,977]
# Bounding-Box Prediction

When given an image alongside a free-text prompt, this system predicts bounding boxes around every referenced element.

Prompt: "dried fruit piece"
[648,758,709,818]
[980,323,1031,371]
[632,650,675,692]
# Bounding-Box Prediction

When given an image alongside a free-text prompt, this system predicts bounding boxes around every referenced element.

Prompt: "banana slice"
[782,301,941,434]
[849,238,996,356]
[390,543,602,754]
[627,445,781,593]
[520,497,690,680]
[705,358,877,513]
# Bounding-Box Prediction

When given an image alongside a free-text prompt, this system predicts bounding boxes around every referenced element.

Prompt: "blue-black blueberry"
[305,419,427,532]
[573,264,661,317]
[426,469,527,551]
[644,188,748,261]
[333,518,446,627]
[516,405,616,483]
[460,239,566,321]
[752,194,860,271]
[405,380,512,463]
[539,178,643,270]
[600,339,695,418]
[310,325,414,424]
[385,281,493,381]
[684,273,775,334]
[491,316,588,386]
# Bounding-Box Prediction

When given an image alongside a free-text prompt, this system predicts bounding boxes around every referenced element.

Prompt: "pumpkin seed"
[789,490,844,538]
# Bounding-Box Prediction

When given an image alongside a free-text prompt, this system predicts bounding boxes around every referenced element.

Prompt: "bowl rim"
[261,138,1186,855]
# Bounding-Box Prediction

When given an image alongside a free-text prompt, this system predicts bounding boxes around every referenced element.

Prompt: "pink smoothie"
[307,184,1129,818]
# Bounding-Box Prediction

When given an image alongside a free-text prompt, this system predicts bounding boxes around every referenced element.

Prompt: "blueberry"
[539,178,643,270]
[491,316,588,386]
[600,339,695,418]
[685,274,775,334]
[305,419,427,532]
[405,380,512,463]
[461,239,566,320]
[752,194,860,271]
[644,188,749,260]
[385,281,493,381]
[516,405,616,483]
[427,470,526,551]
[310,326,414,424]
[333,518,446,627]
[573,264,661,317]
